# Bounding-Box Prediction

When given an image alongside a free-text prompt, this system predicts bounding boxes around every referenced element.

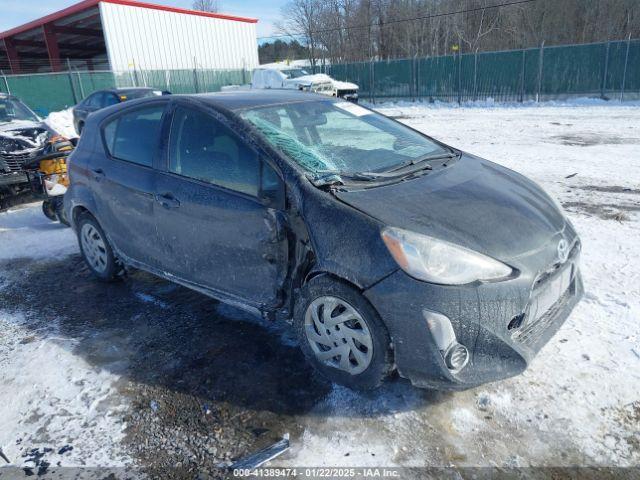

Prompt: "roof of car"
[191,90,336,111]
[103,87,158,94]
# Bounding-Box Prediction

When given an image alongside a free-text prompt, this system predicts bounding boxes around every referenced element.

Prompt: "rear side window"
[168,106,260,196]
[103,94,120,107]
[103,105,165,167]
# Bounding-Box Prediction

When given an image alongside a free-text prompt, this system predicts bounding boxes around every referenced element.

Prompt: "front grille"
[1,153,34,172]
[533,239,581,289]
[512,282,573,346]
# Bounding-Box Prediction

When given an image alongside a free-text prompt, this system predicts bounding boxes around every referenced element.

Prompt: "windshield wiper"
[386,152,458,173]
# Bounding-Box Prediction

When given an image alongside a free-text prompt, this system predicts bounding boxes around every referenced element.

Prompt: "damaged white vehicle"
[0,94,53,202]
[243,67,359,102]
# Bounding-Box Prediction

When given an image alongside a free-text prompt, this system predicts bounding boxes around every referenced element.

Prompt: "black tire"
[294,275,393,390]
[77,213,123,282]
[53,197,70,227]
[42,200,57,221]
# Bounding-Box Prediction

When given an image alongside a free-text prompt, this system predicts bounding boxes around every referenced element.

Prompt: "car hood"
[334,154,568,261]
[0,120,50,156]
[333,80,359,90]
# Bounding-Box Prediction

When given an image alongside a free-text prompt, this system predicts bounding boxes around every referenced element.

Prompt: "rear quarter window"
[103,105,165,167]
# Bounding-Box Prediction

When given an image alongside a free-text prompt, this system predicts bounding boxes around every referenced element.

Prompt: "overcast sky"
[0,0,286,40]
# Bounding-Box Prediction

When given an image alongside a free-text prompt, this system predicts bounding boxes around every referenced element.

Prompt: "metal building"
[0,0,259,74]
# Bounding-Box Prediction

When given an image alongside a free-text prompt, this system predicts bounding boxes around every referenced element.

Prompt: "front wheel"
[77,214,122,281]
[294,276,393,390]
[53,196,70,227]
[42,200,57,221]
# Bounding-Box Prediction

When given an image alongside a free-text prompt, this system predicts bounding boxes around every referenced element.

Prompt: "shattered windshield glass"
[240,100,446,179]
[0,98,39,124]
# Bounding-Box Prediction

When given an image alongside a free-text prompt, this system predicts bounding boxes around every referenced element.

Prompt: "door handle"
[155,193,180,209]
[91,168,105,182]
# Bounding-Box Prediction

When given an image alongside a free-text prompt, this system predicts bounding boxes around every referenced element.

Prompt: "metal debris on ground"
[230,434,290,469]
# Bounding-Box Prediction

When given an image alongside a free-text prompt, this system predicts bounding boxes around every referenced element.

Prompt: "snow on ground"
[0,205,75,261]
[1,101,639,470]
[281,101,640,468]
[0,205,131,469]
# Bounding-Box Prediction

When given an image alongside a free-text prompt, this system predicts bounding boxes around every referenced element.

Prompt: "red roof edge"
[0,0,100,40]
[102,0,258,23]
[0,0,257,41]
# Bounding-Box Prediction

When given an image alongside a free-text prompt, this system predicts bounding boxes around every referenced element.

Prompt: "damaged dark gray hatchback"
[65,91,583,390]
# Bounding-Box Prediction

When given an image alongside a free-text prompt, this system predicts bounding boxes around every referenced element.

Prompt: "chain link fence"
[0,68,247,116]
[1,39,638,115]
[317,38,639,103]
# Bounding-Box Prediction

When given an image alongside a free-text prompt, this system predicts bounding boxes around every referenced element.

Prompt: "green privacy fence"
[0,68,247,117]
[320,39,640,103]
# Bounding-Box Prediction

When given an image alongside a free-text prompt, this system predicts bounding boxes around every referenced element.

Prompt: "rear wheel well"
[72,205,91,226]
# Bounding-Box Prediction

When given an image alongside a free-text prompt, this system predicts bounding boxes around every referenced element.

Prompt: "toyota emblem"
[557,238,569,263]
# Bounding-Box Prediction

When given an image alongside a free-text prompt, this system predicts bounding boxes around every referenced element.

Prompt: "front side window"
[168,106,260,197]
[240,100,446,177]
[103,104,165,167]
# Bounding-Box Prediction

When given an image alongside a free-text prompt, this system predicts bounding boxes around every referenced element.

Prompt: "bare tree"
[267,0,640,65]
[192,0,220,12]
[278,0,323,68]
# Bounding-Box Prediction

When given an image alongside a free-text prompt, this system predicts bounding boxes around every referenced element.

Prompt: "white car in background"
[250,66,359,102]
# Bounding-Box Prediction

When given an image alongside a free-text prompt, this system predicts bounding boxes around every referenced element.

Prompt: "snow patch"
[0,203,76,261]
[44,108,77,139]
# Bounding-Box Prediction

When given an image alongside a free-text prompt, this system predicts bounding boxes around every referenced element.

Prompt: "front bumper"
[364,257,584,390]
[0,172,29,187]
[337,92,359,103]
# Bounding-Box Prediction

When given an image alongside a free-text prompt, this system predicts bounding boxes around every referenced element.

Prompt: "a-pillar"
[42,23,62,72]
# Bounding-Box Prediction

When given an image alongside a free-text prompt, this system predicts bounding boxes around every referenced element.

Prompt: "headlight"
[381,227,513,285]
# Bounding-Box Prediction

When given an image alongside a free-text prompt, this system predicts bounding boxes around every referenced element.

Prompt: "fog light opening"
[444,342,469,372]
[508,313,525,331]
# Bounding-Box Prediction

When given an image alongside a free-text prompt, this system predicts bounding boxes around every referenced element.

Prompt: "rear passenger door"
[154,102,287,307]
[92,101,168,268]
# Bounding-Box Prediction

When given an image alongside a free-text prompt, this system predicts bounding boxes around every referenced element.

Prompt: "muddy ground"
[0,253,333,478]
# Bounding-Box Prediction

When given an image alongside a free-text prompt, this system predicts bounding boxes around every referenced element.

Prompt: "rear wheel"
[294,276,393,390]
[77,214,122,281]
